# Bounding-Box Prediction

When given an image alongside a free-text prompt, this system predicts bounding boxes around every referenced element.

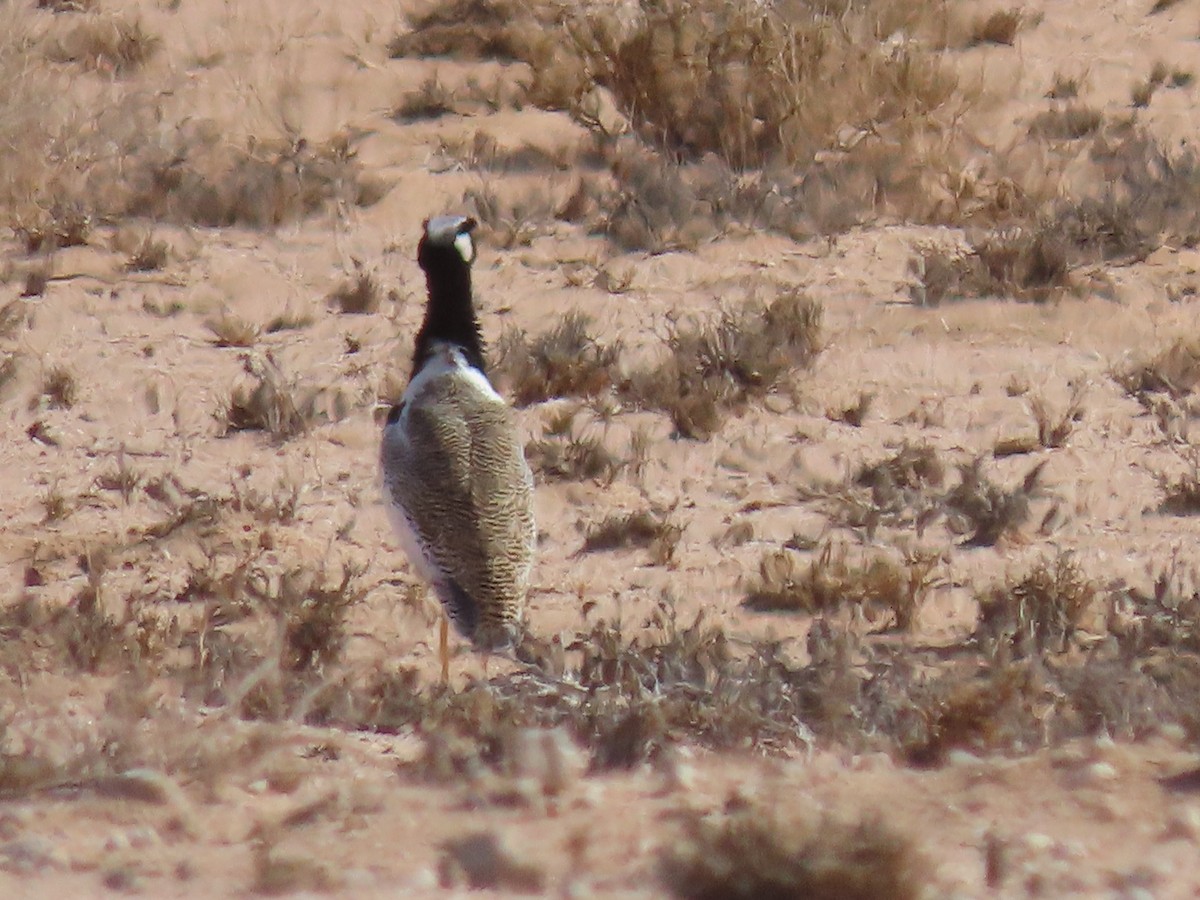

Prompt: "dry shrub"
[264,565,364,675]
[581,508,682,565]
[1155,452,1200,515]
[206,311,261,348]
[494,311,620,406]
[944,458,1046,546]
[562,0,962,171]
[392,74,458,121]
[524,409,626,484]
[1115,338,1200,402]
[659,806,928,900]
[223,353,325,440]
[125,233,168,271]
[346,600,812,766]
[124,124,385,229]
[38,0,98,11]
[13,205,90,253]
[624,288,821,439]
[814,443,945,539]
[42,13,160,74]
[596,143,737,252]
[1028,104,1104,140]
[968,9,1026,46]
[1,23,382,235]
[387,0,540,61]
[1029,381,1086,449]
[41,364,78,409]
[1,571,143,675]
[743,542,937,631]
[327,261,382,315]
[1065,128,1200,260]
[462,183,563,248]
[437,130,585,174]
[909,226,1071,305]
[1047,72,1083,100]
[975,554,1097,657]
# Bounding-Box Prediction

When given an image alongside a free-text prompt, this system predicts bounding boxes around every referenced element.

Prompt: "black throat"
[411,241,487,379]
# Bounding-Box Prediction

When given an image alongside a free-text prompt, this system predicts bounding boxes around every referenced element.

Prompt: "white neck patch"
[403,343,503,408]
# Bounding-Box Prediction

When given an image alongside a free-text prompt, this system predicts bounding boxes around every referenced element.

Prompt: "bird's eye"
[385,403,404,425]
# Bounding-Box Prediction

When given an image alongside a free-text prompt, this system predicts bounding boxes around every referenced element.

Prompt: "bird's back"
[382,359,535,647]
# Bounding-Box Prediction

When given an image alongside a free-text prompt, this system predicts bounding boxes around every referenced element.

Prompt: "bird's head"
[418,215,477,272]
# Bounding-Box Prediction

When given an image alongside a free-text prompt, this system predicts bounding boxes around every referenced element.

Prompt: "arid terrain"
[4,0,1200,895]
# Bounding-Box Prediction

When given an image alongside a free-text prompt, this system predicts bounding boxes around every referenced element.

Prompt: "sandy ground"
[4,0,1200,896]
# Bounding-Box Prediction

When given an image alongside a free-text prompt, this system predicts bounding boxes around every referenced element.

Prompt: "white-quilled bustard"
[380,215,535,680]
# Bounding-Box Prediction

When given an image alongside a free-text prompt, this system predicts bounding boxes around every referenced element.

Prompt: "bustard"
[380,215,535,680]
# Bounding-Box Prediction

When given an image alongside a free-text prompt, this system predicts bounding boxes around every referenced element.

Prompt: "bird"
[380,215,536,681]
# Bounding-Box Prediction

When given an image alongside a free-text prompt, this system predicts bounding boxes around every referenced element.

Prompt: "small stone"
[1085,761,1117,783]
[1024,832,1055,853]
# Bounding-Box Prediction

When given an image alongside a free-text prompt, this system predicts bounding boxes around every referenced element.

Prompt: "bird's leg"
[439,616,449,684]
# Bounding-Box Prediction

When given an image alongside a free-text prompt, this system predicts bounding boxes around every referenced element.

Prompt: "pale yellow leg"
[439,616,450,684]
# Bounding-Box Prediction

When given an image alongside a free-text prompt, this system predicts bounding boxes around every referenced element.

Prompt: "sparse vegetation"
[524,407,631,484]
[969,9,1025,46]
[975,554,1098,657]
[223,353,324,440]
[581,507,682,564]
[624,288,822,439]
[495,311,620,406]
[4,0,1200,890]
[327,261,382,315]
[659,807,928,900]
[944,458,1047,546]
[743,542,938,631]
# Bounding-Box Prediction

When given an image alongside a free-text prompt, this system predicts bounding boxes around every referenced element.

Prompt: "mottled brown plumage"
[381,351,535,649]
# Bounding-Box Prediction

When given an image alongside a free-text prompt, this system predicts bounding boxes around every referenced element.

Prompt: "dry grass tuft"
[206,311,261,348]
[13,205,91,253]
[223,353,323,440]
[43,13,160,74]
[909,227,1071,305]
[743,542,938,631]
[494,311,620,407]
[1029,381,1086,449]
[387,0,538,61]
[1114,338,1200,402]
[814,443,945,539]
[125,233,169,272]
[392,73,458,121]
[327,261,382,315]
[1028,105,1105,141]
[581,507,682,565]
[41,364,78,409]
[944,458,1047,546]
[975,553,1098,657]
[659,806,928,900]
[624,288,821,439]
[562,0,962,171]
[1155,452,1200,515]
[525,412,626,484]
[968,9,1026,46]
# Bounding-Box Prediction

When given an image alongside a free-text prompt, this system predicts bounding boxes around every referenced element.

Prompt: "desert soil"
[4,0,1200,896]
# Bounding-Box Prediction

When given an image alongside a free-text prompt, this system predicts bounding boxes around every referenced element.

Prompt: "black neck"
[411,256,487,378]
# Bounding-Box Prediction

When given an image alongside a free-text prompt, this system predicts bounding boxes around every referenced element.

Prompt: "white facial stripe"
[453,231,476,264]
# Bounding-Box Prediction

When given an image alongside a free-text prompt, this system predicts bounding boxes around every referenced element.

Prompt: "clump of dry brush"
[623,286,822,439]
